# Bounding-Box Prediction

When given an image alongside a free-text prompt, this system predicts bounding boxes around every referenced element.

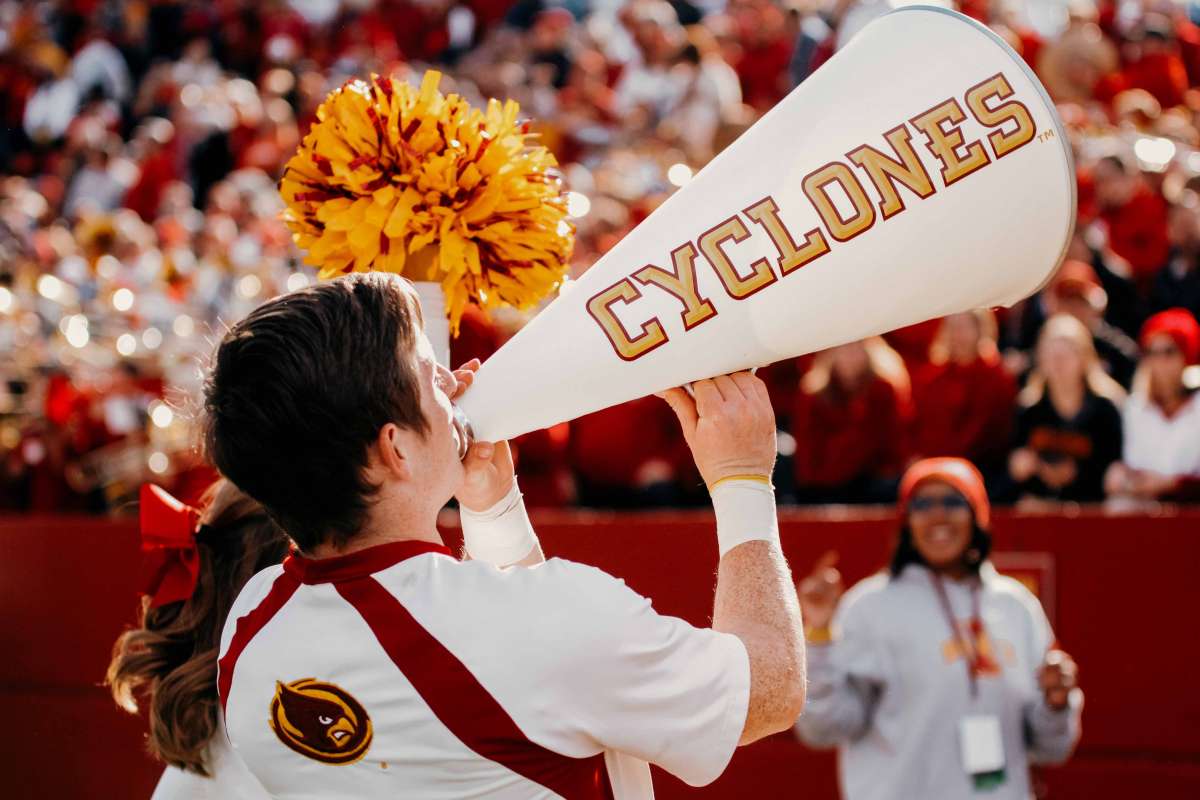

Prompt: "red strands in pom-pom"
[365,106,386,145]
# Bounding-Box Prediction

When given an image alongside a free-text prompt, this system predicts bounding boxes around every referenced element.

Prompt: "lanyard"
[929,572,987,698]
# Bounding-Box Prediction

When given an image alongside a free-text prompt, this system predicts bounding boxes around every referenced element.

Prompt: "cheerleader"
[108,480,288,798]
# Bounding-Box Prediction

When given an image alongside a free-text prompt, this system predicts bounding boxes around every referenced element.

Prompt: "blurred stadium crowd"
[1,0,1199,513]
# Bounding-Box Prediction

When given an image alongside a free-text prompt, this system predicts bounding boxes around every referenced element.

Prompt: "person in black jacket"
[1009,314,1125,502]
[1151,201,1200,319]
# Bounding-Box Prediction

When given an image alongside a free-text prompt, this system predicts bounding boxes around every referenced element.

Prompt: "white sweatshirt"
[795,563,1082,800]
[1122,391,1200,478]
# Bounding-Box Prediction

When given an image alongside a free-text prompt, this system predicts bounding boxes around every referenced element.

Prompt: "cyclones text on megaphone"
[586,71,1040,363]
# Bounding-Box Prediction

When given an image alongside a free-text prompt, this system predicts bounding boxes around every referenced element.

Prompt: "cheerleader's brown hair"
[106,480,288,774]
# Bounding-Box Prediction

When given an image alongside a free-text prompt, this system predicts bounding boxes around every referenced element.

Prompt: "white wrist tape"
[711,478,779,558]
[459,480,539,567]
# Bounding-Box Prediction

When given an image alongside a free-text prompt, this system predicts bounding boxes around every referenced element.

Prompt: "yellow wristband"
[805,626,834,644]
[708,473,773,492]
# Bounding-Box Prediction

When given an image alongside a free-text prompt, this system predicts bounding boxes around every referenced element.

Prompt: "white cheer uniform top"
[151,716,270,800]
[216,540,750,799]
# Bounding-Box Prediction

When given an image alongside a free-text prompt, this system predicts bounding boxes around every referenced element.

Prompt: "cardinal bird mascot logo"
[269,678,373,765]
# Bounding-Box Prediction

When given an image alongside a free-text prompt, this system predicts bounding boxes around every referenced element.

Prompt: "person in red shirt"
[792,338,911,504]
[1092,154,1170,283]
[1121,17,1190,110]
[912,311,1017,479]
[449,304,504,367]
[1171,10,1200,86]
[569,396,696,508]
[123,120,180,222]
[728,0,794,111]
[509,422,574,509]
[885,318,942,372]
[757,355,811,427]
[1035,5,1120,105]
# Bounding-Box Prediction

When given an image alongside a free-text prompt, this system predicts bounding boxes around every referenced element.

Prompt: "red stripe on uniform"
[217,571,301,712]
[283,540,452,584]
[335,577,615,800]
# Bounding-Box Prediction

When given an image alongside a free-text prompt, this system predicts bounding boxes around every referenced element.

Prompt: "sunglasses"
[908,495,971,513]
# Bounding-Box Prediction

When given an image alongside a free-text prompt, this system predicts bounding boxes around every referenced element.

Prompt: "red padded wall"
[2,508,1198,798]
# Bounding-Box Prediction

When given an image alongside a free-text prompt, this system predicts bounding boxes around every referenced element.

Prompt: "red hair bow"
[139,484,202,608]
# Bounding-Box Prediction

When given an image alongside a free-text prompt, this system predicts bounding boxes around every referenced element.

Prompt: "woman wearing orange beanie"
[794,458,1082,800]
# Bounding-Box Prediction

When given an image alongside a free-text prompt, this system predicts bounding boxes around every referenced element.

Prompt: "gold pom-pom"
[280,70,574,332]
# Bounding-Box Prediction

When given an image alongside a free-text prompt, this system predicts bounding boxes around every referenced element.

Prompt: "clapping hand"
[797,551,844,631]
[1038,650,1079,711]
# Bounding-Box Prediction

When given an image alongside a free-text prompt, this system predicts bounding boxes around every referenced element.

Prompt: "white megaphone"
[836,0,953,50]
[457,6,1075,442]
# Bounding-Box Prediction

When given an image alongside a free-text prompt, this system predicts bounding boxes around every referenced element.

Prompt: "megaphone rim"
[882,4,1078,301]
